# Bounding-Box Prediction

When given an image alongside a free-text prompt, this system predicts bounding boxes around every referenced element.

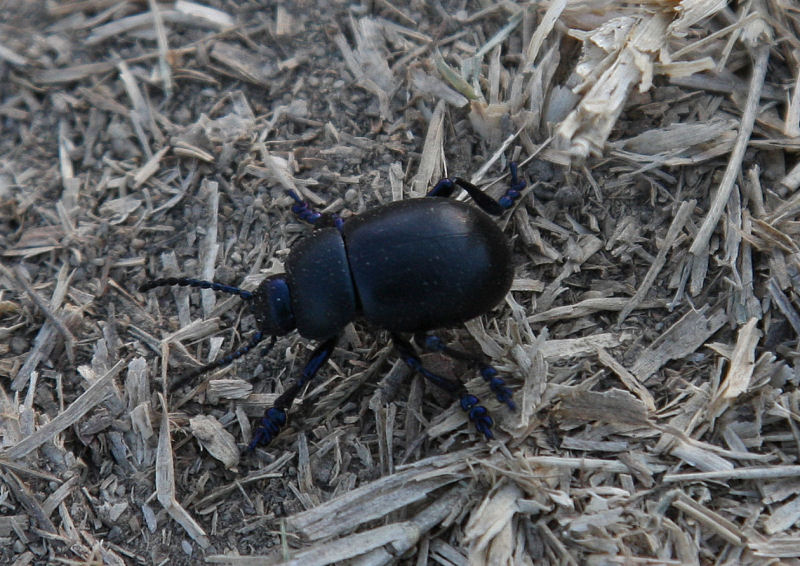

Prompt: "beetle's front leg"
[416,333,515,410]
[286,190,343,232]
[167,333,276,392]
[249,334,339,449]
[392,333,495,439]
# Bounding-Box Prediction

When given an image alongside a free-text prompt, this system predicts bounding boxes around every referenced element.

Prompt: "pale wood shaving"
[596,347,656,411]
[175,0,235,29]
[710,317,761,415]
[287,449,476,540]
[688,44,770,259]
[630,306,727,381]
[156,394,210,548]
[4,360,124,459]
[189,415,239,469]
[556,13,671,157]
[410,99,446,196]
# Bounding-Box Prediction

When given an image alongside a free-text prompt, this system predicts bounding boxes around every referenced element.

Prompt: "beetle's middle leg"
[249,334,340,449]
[415,333,515,410]
[391,333,496,439]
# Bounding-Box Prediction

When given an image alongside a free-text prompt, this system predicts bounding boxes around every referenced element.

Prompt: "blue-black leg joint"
[287,190,344,232]
[249,407,288,450]
[427,178,457,198]
[461,394,494,439]
[498,162,525,210]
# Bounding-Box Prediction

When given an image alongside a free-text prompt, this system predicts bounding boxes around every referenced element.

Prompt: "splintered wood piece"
[630,307,727,382]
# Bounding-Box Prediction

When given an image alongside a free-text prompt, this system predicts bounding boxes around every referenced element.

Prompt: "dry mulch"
[1,1,800,564]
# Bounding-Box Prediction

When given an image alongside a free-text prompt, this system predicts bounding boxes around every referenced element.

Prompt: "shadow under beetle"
[140,164,525,449]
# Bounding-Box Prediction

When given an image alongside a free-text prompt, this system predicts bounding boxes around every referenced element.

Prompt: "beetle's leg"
[427,162,526,216]
[249,334,339,449]
[286,190,344,232]
[392,333,495,439]
[416,334,515,411]
[139,277,277,389]
[287,190,322,224]
[427,177,504,216]
[169,333,276,391]
[497,162,525,210]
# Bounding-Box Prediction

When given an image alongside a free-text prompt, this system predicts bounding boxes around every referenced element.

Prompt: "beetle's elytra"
[140,164,526,448]
[287,198,513,338]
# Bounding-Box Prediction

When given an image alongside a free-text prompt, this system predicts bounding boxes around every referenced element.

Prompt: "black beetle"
[140,164,525,448]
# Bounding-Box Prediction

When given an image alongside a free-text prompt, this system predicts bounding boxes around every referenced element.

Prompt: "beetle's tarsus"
[460,395,495,439]
[479,365,516,411]
[287,189,323,224]
[287,189,344,231]
[248,407,288,450]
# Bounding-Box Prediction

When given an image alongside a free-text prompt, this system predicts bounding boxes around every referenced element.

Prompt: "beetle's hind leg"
[416,334,516,411]
[392,333,496,439]
[249,334,339,449]
[426,162,526,216]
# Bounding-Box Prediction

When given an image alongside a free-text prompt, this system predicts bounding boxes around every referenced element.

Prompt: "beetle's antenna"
[139,277,274,389]
[139,277,253,300]
[169,333,277,391]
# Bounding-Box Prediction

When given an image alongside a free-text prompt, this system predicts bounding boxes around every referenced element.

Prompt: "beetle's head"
[250,275,296,336]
